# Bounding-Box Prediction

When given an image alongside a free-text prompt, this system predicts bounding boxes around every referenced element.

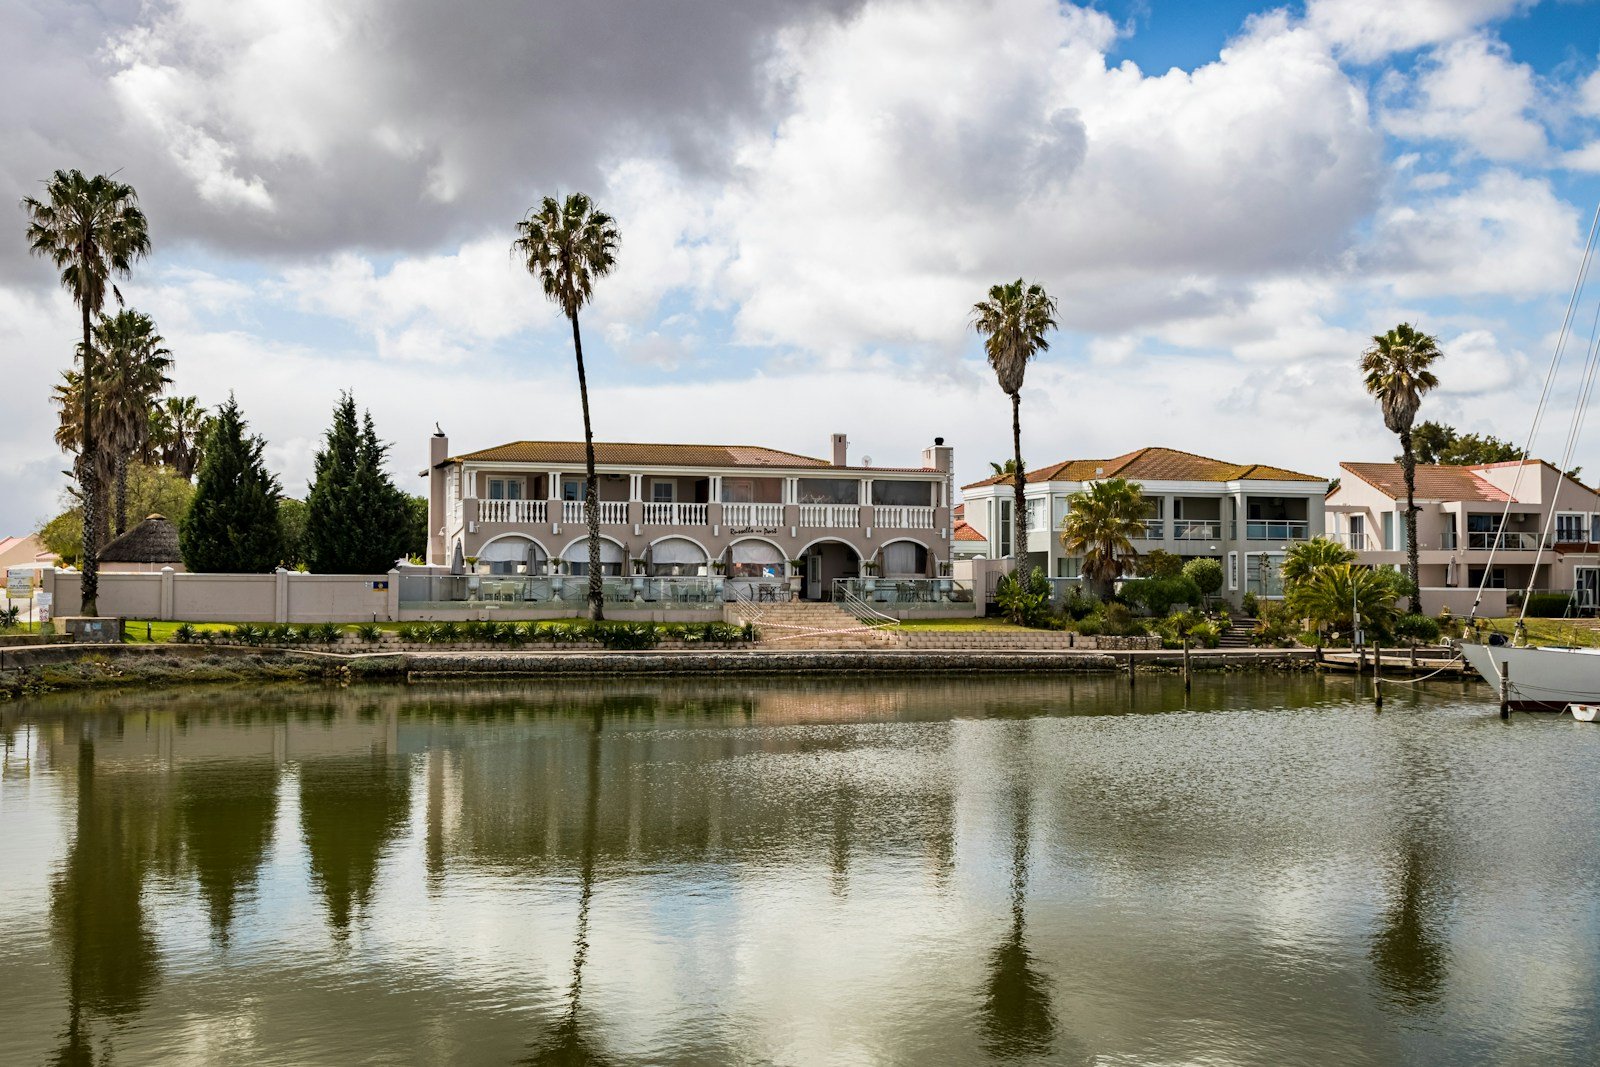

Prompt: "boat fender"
[1488,632,1508,647]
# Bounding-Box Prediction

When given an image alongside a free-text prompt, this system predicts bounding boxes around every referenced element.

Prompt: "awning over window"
[564,538,623,563]
[730,539,783,564]
[481,537,545,562]
[651,538,706,565]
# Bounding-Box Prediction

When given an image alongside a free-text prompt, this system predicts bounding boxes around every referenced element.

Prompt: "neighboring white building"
[961,446,1329,603]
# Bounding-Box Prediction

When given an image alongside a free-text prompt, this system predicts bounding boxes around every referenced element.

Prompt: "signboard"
[36,591,51,623]
[6,568,31,600]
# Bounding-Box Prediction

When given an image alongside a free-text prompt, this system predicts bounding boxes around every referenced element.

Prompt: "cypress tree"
[303,393,410,573]
[179,396,283,572]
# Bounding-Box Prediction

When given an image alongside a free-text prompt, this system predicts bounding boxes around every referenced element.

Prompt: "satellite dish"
[863,456,873,467]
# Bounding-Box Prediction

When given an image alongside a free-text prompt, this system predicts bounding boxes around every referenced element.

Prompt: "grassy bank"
[0,650,404,699]
[1478,617,1600,647]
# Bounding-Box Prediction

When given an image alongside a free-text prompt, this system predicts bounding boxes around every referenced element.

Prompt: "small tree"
[1182,557,1224,601]
[303,394,410,573]
[180,397,283,572]
[1137,549,1184,578]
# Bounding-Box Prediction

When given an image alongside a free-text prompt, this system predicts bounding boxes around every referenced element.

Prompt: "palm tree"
[1362,323,1442,599]
[1287,564,1404,643]
[23,170,151,615]
[149,395,212,478]
[1059,478,1146,599]
[988,458,1026,478]
[95,311,172,535]
[1280,536,1358,589]
[973,280,1058,562]
[513,194,620,621]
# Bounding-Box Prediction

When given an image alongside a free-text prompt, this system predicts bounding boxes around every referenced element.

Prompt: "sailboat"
[1458,202,1600,710]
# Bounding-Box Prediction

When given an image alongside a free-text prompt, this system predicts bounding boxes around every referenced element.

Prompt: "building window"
[1556,512,1586,543]
[1468,567,1506,589]
[1591,514,1600,543]
[1246,553,1285,597]
[562,479,585,501]
[1026,498,1047,534]
[1057,556,1081,579]
[1348,515,1365,551]
[487,478,523,501]
[651,481,675,503]
[1227,551,1238,591]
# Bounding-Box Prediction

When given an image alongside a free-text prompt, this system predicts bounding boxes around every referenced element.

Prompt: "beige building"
[960,446,1329,604]
[1326,459,1600,611]
[424,432,955,600]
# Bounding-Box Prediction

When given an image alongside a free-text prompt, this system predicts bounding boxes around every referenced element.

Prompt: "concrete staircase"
[1219,614,1257,648]
[727,600,902,649]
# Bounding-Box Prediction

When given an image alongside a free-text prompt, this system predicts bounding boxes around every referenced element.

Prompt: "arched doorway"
[560,537,625,576]
[479,535,548,575]
[880,539,930,578]
[797,538,861,601]
[647,536,708,576]
[728,538,786,600]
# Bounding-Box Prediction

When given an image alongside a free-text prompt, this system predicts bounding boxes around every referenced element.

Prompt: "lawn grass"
[1479,616,1600,648]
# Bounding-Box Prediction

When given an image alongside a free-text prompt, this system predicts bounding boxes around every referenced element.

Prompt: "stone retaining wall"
[896,632,1161,650]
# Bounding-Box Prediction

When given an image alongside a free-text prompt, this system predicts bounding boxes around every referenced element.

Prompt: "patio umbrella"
[1446,557,1457,587]
[451,543,464,575]
[526,541,541,575]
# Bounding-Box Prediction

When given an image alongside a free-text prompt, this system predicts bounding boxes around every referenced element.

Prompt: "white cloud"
[1563,142,1600,173]
[1305,0,1533,62]
[1432,328,1526,395]
[1382,35,1548,162]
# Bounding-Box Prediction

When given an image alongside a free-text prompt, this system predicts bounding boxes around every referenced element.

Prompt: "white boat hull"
[1570,704,1600,721]
[1459,642,1600,709]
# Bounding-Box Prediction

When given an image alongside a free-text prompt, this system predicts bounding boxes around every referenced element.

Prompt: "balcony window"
[872,481,933,506]
[1556,512,1586,543]
[487,478,523,501]
[651,481,676,503]
[797,478,860,505]
[562,479,586,501]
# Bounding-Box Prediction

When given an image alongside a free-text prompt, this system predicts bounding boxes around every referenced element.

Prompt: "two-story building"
[1326,459,1600,612]
[424,432,954,600]
[959,446,1329,603]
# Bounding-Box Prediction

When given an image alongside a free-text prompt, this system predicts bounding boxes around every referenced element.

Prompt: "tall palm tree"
[150,395,212,478]
[1059,478,1146,599]
[988,458,1026,478]
[513,194,620,621]
[23,170,151,615]
[1361,323,1442,599]
[94,310,172,536]
[973,280,1058,563]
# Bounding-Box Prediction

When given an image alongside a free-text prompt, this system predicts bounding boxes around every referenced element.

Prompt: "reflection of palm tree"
[524,715,610,1066]
[50,739,163,1064]
[980,773,1054,1058]
[1369,742,1450,1012]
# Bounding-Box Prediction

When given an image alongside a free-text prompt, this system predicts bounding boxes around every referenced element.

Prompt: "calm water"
[1,675,1597,1066]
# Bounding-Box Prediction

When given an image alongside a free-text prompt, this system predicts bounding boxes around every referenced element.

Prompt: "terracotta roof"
[961,446,1324,489]
[98,514,182,564]
[1338,462,1512,502]
[953,519,986,542]
[449,440,936,473]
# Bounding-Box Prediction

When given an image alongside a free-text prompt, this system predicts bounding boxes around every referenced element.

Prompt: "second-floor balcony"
[1466,531,1541,551]
[722,503,785,526]
[480,498,547,524]
[1137,520,1164,540]
[643,502,709,526]
[1240,520,1309,541]
[462,495,941,535]
[873,505,935,529]
[562,500,630,524]
[1173,519,1221,541]
[800,503,860,528]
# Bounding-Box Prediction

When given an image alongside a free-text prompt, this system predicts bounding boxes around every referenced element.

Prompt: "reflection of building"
[960,447,1328,603]
[1327,459,1600,614]
[424,432,955,599]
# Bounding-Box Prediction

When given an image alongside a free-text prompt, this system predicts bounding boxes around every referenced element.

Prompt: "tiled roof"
[1339,462,1512,502]
[961,446,1323,490]
[450,440,936,473]
[953,519,986,542]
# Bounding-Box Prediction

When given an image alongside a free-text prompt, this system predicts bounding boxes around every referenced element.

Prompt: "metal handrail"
[830,580,902,629]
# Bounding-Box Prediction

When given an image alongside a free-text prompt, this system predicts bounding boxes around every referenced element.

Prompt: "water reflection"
[980,732,1054,1058]
[0,676,1596,1066]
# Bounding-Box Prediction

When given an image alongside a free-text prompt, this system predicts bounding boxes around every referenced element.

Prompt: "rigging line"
[1518,277,1600,621]
[1380,653,1465,685]
[1470,201,1600,620]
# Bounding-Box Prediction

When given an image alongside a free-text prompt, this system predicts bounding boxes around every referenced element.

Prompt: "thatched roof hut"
[98,514,185,572]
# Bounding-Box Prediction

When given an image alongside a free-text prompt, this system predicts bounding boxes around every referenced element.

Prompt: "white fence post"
[275,568,289,624]
[160,567,175,621]
[387,569,400,621]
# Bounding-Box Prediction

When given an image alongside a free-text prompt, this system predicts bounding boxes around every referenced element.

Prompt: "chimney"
[427,430,449,565]
[922,435,953,474]
[831,433,848,466]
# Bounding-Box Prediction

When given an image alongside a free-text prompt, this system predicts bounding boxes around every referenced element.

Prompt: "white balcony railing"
[643,502,708,526]
[723,503,784,527]
[799,503,860,528]
[479,498,547,524]
[1173,520,1221,540]
[562,500,629,525]
[873,505,935,529]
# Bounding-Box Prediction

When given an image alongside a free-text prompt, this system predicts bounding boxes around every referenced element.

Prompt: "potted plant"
[464,556,481,597]
[787,558,806,595]
[550,558,565,596]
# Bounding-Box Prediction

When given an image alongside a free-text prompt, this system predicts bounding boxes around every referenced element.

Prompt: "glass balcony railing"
[1173,520,1221,540]
[1465,531,1541,550]
[834,577,975,609]
[1243,520,1308,541]
[398,574,729,609]
[1137,520,1164,540]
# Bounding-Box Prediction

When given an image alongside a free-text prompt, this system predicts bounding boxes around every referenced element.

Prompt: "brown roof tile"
[961,446,1324,490]
[1339,462,1512,502]
[449,440,936,473]
[953,519,986,542]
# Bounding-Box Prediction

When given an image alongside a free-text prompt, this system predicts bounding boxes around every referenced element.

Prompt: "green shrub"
[230,623,261,646]
[428,621,459,643]
[1120,575,1201,616]
[589,622,660,649]
[460,620,485,641]
[1058,587,1098,620]
[1187,620,1221,648]
[1241,591,1259,618]
[505,623,530,647]
[314,622,342,645]
[546,622,585,644]
[1250,601,1301,647]
[1523,593,1574,618]
[1074,615,1103,636]
[1136,549,1185,579]
[0,604,19,629]
[293,623,319,644]
[356,622,382,643]
[1393,613,1441,644]
[1100,602,1143,636]
[397,624,424,643]
[994,566,1052,627]
[173,623,197,644]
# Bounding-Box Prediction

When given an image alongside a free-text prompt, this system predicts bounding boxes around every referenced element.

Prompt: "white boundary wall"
[45,567,400,622]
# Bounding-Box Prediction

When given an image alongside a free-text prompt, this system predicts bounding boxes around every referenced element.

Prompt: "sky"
[4,0,1600,533]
